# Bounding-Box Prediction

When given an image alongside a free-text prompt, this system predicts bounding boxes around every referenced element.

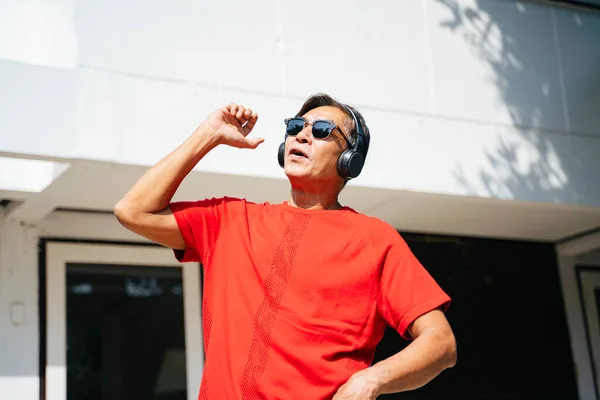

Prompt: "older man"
[115,93,456,399]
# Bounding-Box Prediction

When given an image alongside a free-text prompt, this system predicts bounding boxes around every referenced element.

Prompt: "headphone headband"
[342,104,368,160]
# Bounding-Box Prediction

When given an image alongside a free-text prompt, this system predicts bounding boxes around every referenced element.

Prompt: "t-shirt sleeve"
[168,197,235,264]
[377,233,451,340]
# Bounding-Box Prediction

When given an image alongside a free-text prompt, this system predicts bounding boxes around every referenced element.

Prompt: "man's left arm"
[333,228,457,399]
[333,309,456,399]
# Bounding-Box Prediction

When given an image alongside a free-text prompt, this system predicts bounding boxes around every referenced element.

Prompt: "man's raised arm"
[114,104,263,249]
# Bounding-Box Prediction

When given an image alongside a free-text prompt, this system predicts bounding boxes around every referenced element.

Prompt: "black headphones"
[277,105,369,180]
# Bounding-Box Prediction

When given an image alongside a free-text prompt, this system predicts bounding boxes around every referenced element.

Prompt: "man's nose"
[295,125,312,143]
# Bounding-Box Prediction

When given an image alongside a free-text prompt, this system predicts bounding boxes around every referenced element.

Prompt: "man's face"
[283,106,351,186]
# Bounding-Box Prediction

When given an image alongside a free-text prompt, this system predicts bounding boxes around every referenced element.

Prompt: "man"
[115,93,457,399]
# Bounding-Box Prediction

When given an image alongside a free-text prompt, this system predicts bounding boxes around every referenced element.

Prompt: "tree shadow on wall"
[436,0,600,208]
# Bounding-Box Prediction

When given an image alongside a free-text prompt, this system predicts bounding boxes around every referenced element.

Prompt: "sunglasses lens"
[312,121,333,139]
[286,118,304,135]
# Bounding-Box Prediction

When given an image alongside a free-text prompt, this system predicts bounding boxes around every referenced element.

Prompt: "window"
[550,0,600,9]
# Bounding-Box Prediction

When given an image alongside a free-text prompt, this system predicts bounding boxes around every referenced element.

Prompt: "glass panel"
[594,288,600,330]
[560,0,600,7]
[66,263,187,400]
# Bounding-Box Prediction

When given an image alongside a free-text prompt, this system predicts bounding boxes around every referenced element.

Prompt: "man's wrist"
[191,123,221,150]
[364,364,391,396]
[355,366,388,397]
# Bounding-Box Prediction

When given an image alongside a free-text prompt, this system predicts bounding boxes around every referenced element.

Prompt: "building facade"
[1,0,599,399]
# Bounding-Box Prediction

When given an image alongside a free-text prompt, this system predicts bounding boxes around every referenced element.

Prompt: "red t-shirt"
[170,197,450,400]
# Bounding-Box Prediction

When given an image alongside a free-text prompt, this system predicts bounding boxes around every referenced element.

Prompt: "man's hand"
[332,369,381,400]
[204,103,264,149]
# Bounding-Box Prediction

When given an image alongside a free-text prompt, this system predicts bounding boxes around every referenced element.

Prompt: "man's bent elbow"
[114,200,137,227]
[443,331,458,369]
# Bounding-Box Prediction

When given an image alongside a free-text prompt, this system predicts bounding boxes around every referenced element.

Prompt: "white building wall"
[0,208,169,400]
[0,0,599,207]
[0,213,40,400]
[0,1,600,399]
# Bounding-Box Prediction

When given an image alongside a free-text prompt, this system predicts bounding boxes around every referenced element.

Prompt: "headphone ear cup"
[337,149,365,180]
[348,151,365,178]
[337,149,353,179]
[277,142,285,168]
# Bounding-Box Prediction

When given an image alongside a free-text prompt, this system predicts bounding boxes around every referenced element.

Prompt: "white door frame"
[557,231,600,400]
[579,268,600,398]
[45,242,203,400]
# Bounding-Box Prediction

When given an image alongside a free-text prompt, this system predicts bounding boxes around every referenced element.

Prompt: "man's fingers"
[244,113,259,132]
[222,103,256,129]
[236,105,246,119]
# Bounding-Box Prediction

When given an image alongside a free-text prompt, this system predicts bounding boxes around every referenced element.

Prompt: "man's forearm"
[367,327,457,395]
[115,124,219,214]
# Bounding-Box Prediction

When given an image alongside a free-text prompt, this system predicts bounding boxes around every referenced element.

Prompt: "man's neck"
[287,186,342,211]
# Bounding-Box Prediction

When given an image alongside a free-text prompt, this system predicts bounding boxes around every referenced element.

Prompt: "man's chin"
[285,169,315,187]
[284,165,309,179]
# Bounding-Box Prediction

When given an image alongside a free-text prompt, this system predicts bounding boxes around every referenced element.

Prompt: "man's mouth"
[289,149,308,159]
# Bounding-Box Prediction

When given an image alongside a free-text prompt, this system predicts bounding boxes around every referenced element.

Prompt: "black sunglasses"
[284,117,352,147]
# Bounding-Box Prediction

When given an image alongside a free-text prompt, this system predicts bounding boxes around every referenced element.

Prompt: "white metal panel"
[358,107,582,204]
[75,0,282,94]
[428,0,567,131]
[0,60,77,157]
[0,0,77,68]
[281,0,432,114]
[554,6,600,137]
[1,0,599,212]
[73,68,297,178]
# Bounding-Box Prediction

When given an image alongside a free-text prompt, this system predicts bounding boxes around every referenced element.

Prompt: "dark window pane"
[594,288,600,327]
[66,263,187,400]
[373,234,577,399]
[562,0,600,7]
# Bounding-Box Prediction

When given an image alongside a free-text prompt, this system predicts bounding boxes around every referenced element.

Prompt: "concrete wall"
[0,213,40,400]
[0,208,156,400]
[1,0,599,208]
